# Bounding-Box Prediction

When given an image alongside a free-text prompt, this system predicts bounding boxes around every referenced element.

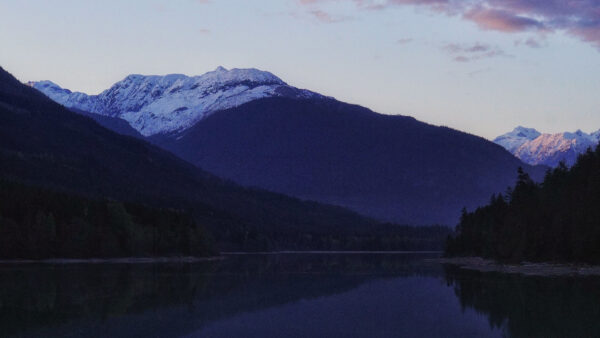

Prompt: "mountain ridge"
[152,96,546,225]
[29,67,324,136]
[495,127,600,166]
[30,67,546,225]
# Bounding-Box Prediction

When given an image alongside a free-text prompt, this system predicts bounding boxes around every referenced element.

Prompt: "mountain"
[1,65,393,251]
[31,68,545,225]
[493,126,541,153]
[152,98,545,225]
[495,127,600,167]
[29,67,323,136]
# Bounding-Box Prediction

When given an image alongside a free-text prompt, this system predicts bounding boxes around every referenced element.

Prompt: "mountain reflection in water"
[1,253,597,338]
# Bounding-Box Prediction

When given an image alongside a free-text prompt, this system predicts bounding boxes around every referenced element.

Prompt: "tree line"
[215,224,452,252]
[446,144,600,263]
[0,177,452,259]
[0,179,215,259]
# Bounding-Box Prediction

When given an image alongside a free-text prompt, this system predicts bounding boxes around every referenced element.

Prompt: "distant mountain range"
[495,126,600,167]
[30,67,544,225]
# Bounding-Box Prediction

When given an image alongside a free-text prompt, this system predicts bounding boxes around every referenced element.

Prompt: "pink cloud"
[298,0,600,48]
[463,7,545,33]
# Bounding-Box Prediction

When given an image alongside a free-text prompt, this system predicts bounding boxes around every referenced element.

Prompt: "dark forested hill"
[0,179,214,259]
[0,66,370,251]
[152,97,546,225]
[0,66,449,252]
[446,146,600,263]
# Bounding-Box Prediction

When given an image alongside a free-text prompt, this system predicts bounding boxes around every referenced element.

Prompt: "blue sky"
[1,0,599,139]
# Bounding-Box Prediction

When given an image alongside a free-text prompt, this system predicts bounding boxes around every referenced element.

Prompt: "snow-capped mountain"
[29,67,323,136]
[493,126,541,153]
[21,65,547,225]
[495,127,600,167]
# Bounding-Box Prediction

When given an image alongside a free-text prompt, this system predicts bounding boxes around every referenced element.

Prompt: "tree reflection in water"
[0,253,440,337]
[444,265,600,338]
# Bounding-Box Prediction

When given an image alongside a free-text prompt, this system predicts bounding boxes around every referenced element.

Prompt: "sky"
[1,0,600,139]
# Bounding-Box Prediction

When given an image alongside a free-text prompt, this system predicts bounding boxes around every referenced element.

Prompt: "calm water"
[1,253,599,338]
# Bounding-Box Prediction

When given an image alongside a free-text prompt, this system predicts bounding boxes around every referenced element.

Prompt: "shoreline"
[0,256,225,265]
[222,250,443,255]
[434,256,600,276]
[0,251,443,264]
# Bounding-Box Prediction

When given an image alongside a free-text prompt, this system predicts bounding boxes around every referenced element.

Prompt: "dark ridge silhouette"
[151,97,546,225]
[70,107,144,139]
[0,65,448,251]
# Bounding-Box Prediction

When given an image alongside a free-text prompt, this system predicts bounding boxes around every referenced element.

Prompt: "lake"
[1,253,599,338]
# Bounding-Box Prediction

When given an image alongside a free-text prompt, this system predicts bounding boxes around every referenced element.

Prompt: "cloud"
[295,1,353,23]
[308,9,350,22]
[463,6,545,33]
[525,38,541,48]
[298,0,600,48]
[443,42,508,62]
[468,67,492,76]
[515,37,545,48]
[397,37,413,44]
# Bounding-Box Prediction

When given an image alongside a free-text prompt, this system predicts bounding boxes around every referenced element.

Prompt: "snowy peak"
[513,126,541,139]
[30,67,320,136]
[495,127,599,167]
[28,80,72,98]
[29,80,95,110]
[200,67,286,86]
[493,126,541,153]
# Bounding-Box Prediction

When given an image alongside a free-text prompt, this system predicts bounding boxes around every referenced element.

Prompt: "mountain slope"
[152,97,546,225]
[495,127,600,166]
[71,108,144,139]
[1,66,386,250]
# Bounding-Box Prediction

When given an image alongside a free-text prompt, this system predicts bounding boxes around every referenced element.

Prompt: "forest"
[0,179,215,259]
[214,222,452,252]
[0,178,453,258]
[446,144,600,263]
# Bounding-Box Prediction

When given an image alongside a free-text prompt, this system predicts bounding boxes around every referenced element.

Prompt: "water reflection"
[2,254,596,337]
[444,265,600,338]
[1,254,446,337]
